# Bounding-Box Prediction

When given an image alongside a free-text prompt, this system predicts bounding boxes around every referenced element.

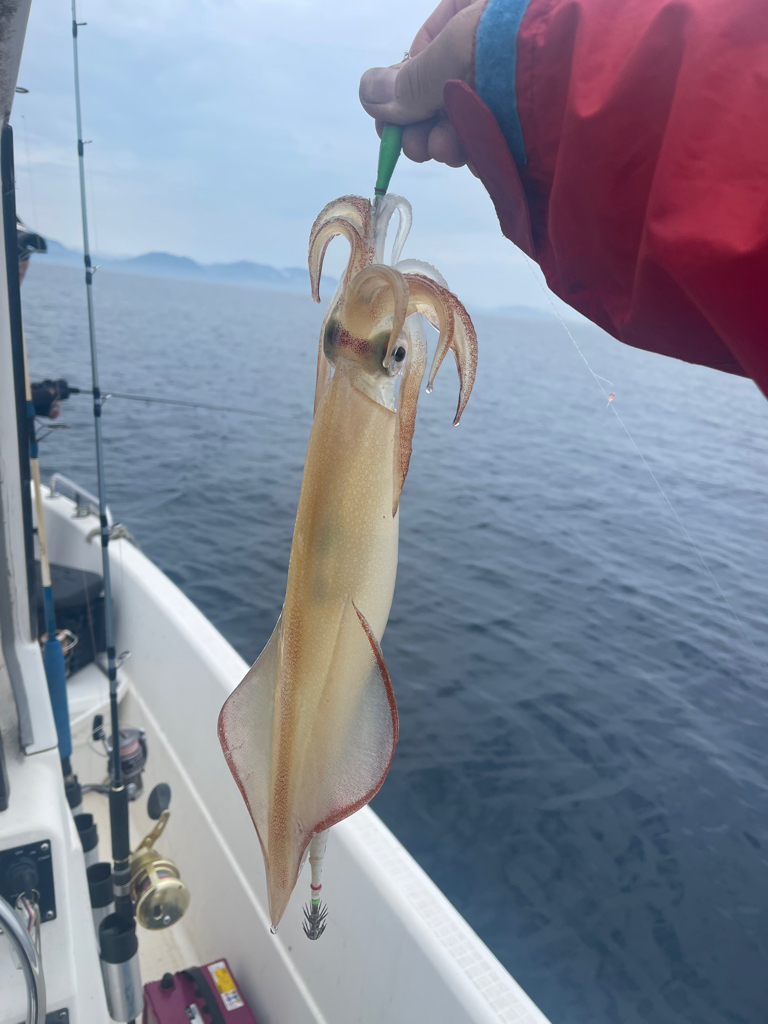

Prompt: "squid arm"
[388,271,477,513]
[308,196,374,414]
[400,272,478,427]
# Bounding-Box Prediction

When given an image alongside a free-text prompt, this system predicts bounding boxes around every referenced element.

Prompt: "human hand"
[359,0,484,168]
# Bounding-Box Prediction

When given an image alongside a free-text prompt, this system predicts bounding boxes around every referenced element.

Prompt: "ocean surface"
[23,261,768,1024]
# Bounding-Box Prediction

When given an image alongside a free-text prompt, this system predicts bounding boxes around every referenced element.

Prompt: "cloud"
[12,0,550,308]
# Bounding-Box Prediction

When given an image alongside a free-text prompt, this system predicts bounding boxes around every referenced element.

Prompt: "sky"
[11,0,552,309]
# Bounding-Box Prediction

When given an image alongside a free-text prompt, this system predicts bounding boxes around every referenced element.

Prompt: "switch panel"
[0,840,56,922]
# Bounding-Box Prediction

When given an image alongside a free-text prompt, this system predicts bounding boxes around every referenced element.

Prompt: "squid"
[218,194,477,938]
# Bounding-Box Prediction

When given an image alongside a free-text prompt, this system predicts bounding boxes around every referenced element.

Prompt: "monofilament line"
[520,252,761,661]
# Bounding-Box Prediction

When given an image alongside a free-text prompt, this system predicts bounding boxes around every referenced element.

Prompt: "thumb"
[359,2,482,125]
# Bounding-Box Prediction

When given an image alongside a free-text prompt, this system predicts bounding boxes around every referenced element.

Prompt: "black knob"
[147,782,171,821]
[160,972,175,990]
[7,857,39,899]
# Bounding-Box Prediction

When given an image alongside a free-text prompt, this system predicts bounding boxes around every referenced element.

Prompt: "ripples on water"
[24,262,768,1024]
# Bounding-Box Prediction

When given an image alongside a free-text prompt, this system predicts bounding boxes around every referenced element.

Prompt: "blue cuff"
[474,0,532,165]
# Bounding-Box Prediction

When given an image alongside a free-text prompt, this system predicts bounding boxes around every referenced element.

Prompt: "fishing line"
[103,390,268,417]
[34,378,272,418]
[520,251,762,660]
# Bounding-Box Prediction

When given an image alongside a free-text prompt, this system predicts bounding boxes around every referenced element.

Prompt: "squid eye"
[393,346,406,363]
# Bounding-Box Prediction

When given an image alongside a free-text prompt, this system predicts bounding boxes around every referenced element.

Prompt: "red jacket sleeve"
[444,0,768,396]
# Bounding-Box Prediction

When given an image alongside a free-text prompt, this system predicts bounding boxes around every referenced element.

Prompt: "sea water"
[23,262,768,1024]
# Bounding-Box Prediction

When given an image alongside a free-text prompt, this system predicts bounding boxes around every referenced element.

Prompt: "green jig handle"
[374,125,403,197]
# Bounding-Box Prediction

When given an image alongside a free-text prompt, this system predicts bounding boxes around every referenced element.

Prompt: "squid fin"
[303,600,399,832]
[217,616,282,865]
[266,599,398,926]
[219,603,398,929]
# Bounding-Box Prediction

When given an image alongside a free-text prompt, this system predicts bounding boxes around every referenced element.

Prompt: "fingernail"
[359,66,398,105]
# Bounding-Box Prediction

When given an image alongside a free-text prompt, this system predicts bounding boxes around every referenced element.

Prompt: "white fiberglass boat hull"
[42,485,549,1024]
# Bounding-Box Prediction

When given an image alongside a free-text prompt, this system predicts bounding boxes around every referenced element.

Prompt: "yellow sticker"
[207,960,245,1011]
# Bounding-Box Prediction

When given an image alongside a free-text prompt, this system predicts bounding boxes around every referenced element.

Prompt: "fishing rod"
[71,12,144,1020]
[70,0,134,935]
[20,336,74,781]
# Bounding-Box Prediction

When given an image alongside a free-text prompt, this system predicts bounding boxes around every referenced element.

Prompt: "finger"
[402,120,435,163]
[360,2,483,125]
[427,118,467,167]
[410,0,478,57]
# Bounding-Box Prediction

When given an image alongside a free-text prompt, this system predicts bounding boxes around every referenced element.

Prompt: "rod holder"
[65,773,83,816]
[74,812,99,868]
[99,912,143,1023]
[87,862,114,940]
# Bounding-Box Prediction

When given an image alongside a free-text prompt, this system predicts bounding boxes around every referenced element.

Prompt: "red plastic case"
[143,958,258,1023]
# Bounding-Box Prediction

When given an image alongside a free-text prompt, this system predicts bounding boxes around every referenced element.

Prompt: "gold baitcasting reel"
[130,785,190,930]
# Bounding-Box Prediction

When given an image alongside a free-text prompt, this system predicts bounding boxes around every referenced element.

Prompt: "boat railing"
[48,473,113,525]
[0,894,46,1024]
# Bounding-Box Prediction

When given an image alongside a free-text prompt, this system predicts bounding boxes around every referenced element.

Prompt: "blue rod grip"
[42,584,56,639]
[43,637,72,759]
[42,584,72,760]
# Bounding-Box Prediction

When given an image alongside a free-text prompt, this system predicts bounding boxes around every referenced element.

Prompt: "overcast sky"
[12,0,550,309]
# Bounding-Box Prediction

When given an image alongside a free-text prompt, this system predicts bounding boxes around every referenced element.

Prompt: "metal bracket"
[48,474,111,524]
[134,809,169,854]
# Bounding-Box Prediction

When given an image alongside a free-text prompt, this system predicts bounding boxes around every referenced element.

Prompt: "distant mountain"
[42,239,331,293]
[44,239,83,266]
[41,242,549,317]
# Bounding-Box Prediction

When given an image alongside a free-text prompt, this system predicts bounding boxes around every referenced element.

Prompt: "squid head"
[323,258,478,515]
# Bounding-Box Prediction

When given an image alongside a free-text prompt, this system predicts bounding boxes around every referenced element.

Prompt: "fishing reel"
[130,784,190,931]
[93,718,147,801]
